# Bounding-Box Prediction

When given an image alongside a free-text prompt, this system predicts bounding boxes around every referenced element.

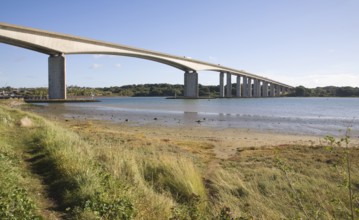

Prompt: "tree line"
[1,84,359,98]
[289,86,359,97]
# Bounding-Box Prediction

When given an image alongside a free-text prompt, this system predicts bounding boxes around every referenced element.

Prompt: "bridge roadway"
[0,22,293,99]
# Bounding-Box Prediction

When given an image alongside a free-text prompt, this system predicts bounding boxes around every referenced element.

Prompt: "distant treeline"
[289,86,359,97]
[0,84,218,98]
[1,84,359,98]
[69,84,219,97]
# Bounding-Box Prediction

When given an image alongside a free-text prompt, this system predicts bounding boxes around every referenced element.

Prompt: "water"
[31,97,359,137]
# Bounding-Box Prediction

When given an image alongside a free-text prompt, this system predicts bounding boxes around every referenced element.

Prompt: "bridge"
[0,22,293,99]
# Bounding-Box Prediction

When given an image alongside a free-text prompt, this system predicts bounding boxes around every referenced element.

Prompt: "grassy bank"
[1,100,359,219]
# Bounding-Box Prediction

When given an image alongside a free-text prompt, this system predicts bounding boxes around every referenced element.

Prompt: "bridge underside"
[0,22,293,99]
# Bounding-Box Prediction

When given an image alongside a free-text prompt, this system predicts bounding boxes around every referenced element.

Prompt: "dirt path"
[24,143,65,219]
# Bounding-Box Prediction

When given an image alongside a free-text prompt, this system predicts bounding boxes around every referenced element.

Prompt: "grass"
[0,105,42,219]
[1,99,359,219]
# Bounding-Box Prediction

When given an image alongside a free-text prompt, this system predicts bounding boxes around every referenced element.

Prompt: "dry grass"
[68,121,209,219]
[65,120,359,219]
[1,100,359,219]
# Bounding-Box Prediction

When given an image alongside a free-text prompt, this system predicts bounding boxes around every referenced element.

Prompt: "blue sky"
[0,0,358,88]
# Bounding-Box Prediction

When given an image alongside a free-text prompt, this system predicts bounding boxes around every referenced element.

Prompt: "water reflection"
[26,97,359,137]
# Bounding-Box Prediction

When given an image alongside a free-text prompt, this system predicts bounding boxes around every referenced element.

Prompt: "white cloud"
[90,63,102,69]
[115,63,121,68]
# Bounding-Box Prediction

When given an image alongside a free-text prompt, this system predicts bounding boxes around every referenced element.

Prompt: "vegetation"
[290,86,359,97]
[0,99,359,219]
[0,109,41,219]
[2,84,359,98]
[1,84,219,98]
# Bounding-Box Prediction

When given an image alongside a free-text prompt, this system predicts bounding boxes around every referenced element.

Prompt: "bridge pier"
[263,82,268,97]
[226,72,232,97]
[253,79,259,98]
[184,71,198,98]
[270,83,276,97]
[248,78,252,98]
[219,72,224,97]
[242,76,248,97]
[275,85,281,96]
[236,75,241,97]
[48,54,66,99]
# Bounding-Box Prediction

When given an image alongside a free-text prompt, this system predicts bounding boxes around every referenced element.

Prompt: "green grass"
[0,106,41,219]
[1,100,359,219]
[0,102,135,219]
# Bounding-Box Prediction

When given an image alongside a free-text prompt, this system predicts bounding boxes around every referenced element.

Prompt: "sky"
[0,0,358,88]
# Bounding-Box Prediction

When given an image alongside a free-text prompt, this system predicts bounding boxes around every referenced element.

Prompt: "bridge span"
[0,22,293,99]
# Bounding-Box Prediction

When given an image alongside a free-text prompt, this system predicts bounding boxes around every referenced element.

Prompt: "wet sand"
[27,102,359,136]
[26,105,338,159]
[24,103,359,161]
[99,123,327,159]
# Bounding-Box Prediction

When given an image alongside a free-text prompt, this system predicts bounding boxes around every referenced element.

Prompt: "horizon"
[2,83,359,90]
[1,0,358,88]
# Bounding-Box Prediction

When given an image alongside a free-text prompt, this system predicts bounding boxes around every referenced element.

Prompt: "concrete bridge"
[0,22,293,99]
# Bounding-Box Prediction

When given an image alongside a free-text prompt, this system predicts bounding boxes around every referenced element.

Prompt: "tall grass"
[28,116,135,219]
[1,101,359,219]
[0,106,41,219]
[83,128,209,219]
[0,102,209,219]
[1,103,135,219]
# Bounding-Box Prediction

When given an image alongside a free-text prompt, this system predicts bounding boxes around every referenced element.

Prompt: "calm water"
[32,97,359,137]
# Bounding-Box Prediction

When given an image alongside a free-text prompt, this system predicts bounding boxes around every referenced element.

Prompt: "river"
[30,97,359,137]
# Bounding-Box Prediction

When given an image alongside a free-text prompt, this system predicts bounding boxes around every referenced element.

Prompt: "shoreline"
[27,102,358,135]
[24,96,359,138]
[21,98,359,153]
[24,104,347,161]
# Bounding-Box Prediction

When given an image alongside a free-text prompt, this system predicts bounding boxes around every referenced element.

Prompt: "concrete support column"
[275,85,281,96]
[248,78,252,97]
[253,79,259,97]
[236,75,241,97]
[270,83,275,97]
[253,79,257,97]
[263,82,268,97]
[49,54,66,99]
[226,72,232,97]
[242,76,248,97]
[219,72,224,98]
[184,71,198,98]
[258,80,261,97]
